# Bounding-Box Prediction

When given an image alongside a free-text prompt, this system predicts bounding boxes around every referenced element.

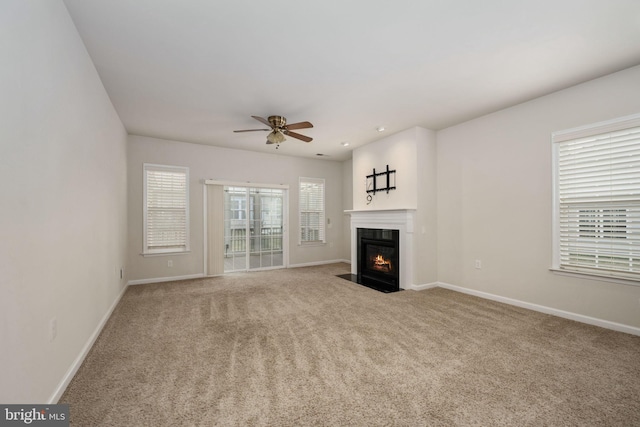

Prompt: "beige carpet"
[61,263,640,426]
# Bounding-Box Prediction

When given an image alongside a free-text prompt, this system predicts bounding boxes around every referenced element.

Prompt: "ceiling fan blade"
[251,116,273,128]
[233,129,270,132]
[285,121,313,130]
[283,130,312,143]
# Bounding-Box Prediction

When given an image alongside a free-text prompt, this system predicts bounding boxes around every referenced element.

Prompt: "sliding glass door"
[223,186,285,272]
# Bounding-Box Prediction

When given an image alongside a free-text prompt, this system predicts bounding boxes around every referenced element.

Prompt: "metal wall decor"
[365,165,396,204]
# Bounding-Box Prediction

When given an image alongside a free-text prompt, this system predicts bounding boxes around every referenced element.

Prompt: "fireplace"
[344,209,414,291]
[357,228,400,292]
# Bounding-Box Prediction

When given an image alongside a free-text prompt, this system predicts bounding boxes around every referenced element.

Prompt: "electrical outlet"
[475,260,482,269]
[167,260,173,268]
[49,317,57,342]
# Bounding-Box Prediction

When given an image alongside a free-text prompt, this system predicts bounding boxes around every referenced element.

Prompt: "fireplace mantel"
[345,209,415,289]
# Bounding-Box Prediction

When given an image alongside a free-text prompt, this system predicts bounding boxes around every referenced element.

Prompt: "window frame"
[551,113,640,284]
[143,163,190,255]
[299,177,326,245]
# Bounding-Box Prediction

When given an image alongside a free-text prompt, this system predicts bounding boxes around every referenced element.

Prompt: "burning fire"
[372,254,392,272]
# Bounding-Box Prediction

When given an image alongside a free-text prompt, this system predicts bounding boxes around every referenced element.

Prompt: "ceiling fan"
[234,115,313,146]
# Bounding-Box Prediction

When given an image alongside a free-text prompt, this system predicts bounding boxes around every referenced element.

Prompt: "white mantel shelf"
[346,209,415,289]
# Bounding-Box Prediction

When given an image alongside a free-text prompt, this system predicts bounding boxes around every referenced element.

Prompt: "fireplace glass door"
[357,228,400,292]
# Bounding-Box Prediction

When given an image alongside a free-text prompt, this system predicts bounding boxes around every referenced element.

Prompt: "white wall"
[352,128,420,211]
[415,127,438,285]
[437,65,640,329]
[342,159,353,261]
[0,0,128,403]
[127,135,346,282]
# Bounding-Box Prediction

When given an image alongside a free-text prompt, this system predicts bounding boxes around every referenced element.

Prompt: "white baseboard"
[128,273,205,286]
[437,282,640,337]
[129,262,352,284]
[408,282,439,291]
[128,262,353,285]
[289,259,350,269]
[48,283,129,403]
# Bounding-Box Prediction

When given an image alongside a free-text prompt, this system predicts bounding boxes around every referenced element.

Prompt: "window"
[229,194,247,220]
[299,177,325,244]
[552,114,640,282]
[143,164,189,254]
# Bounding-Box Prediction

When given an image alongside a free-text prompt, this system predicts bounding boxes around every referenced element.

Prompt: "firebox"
[357,228,400,292]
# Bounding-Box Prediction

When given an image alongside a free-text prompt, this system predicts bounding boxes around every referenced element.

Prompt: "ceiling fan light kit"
[266,130,286,144]
[234,115,313,147]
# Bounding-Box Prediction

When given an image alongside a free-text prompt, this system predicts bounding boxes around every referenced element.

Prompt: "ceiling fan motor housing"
[268,115,286,129]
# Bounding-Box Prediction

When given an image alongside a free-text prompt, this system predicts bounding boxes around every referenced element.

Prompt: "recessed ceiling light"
[376,126,385,132]
[341,142,350,146]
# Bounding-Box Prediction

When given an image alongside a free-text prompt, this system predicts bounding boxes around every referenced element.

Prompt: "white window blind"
[553,114,640,281]
[144,164,189,254]
[299,177,325,243]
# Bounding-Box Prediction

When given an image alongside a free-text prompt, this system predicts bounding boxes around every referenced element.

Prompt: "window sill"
[549,267,640,287]
[142,251,191,257]
[298,242,326,247]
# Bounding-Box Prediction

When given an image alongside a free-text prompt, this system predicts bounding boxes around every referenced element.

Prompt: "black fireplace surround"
[357,228,400,293]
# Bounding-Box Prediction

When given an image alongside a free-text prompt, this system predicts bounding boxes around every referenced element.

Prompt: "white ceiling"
[63,0,640,161]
